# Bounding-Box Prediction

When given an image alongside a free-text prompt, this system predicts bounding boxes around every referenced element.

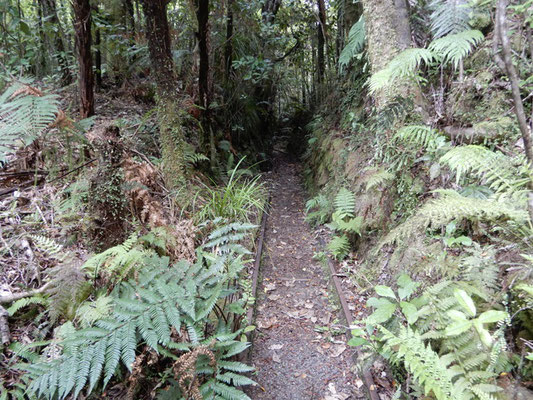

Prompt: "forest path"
[246,153,364,400]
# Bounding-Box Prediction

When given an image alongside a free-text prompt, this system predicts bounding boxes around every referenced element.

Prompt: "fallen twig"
[0,282,51,304]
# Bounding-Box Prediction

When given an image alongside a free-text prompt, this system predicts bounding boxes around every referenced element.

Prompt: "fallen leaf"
[272,353,281,363]
[331,345,346,358]
[269,344,284,350]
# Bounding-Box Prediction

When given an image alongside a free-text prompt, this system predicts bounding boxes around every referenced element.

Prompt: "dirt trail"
[247,154,364,400]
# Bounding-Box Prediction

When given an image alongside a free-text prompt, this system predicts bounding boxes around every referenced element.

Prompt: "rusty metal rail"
[319,238,380,400]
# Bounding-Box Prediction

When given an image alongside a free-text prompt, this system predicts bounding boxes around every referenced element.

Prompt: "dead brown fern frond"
[122,156,167,227]
[172,345,216,400]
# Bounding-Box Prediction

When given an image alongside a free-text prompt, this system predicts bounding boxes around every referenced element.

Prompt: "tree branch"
[0,282,51,304]
[496,0,533,225]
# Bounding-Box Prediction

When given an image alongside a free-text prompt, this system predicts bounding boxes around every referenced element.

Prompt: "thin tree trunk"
[94,25,102,88]
[196,0,210,112]
[73,0,94,117]
[317,0,326,85]
[40,0,72,85]
[224,0,234,82]
[495,0,533,225]
[139,0,185,187]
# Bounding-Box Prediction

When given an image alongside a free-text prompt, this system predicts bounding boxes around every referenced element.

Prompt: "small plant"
[349,274,510,399]
[327,188,363,260]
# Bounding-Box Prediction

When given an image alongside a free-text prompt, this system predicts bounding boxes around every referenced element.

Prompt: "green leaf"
[348,337,368,347]
[375,285,396,299]
[477,310,507,324]
[397,274,419,300]
[447,310,467,321]
[400,301,418,324]
[368,298,397,323]
[445,320,473,336]
[473,320,493,348]
[454,289,476,317]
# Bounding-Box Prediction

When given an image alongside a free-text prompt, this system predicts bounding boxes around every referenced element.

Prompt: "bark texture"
[139,0,185,187]
[362,0,412,107]
[73,0,95,117]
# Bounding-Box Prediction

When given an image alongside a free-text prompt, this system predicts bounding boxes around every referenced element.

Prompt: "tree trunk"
[224,0,234,82]
[362,0,413,107]
[94,24,102,88]
[139,0,185,188]
[196,0,210,113]
[40,0,72,85]
[317,0,326,87]
[73,0,94,117]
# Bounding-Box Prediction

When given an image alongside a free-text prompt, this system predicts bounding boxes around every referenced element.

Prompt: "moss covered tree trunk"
[139,0,185,188]
[362,0,412,107]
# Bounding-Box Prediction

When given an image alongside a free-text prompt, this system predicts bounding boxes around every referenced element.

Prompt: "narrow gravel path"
[246,154,364,400]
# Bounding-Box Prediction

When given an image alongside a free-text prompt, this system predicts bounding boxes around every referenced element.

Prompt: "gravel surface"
[246,153,365,400]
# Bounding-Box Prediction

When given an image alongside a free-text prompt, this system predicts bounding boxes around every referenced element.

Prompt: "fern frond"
[0,83,59,161]
[328,235,350,260]
[25,251,251,399]
[440,145,529,201]
[381,190,528,246]
[363,168,395,191]
[339,16,365,72]
[428,30,484,68]
[333,187,356,218]
[30,235,64,261]
[380,326,455,399]
[429,0,471,39]
[369,48,435,93]
[393,125,448,152]
[7,296,48,316]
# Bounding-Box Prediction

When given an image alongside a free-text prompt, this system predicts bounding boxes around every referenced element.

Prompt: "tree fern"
[339,16,365,72]
[23,248,252,399]
[429,0,471,39]
[0,82,59,161]
[82,233,152,282]
[428,30,484,69]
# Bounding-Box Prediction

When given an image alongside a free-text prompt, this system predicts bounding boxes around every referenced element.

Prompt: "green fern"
[440,145,529,201]
[339,15,365,72]
[7,296,48,316]
[75,295,113,328]
[23,247,252,399]
[327,235,350,260]
[380,326,457,399]
[30,235,64,261]
[0,82,59,161]
[381,190,528,247]
[305,194,331,225]
[428,30,484,69]
[82,233,152,282]
[429,0,471,39]
[363,168,395,191]
[369,48,435,94]
[393,125,448,152]
[333,187,356,218]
